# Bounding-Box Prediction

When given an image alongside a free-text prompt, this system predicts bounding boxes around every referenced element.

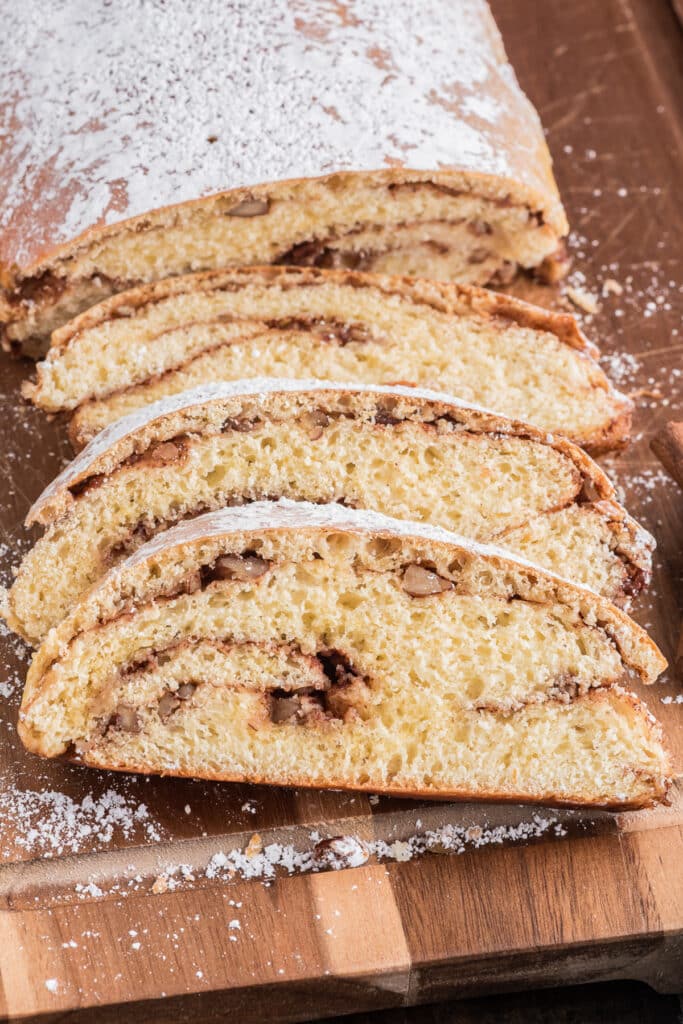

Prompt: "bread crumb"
[565,285,600,314]
[151,874,169,895]
[245,833,263,858]
[602,278,623,296]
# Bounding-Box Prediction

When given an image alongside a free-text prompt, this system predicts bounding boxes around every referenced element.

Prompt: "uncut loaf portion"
[24,268,630,453]
[0,0,567,356]
[18,502,669,809]
[6,380,653,645]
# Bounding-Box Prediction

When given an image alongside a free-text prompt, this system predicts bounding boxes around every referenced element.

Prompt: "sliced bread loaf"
[18,501,669,808]
[24,268,629,453]
[6,380,651,645]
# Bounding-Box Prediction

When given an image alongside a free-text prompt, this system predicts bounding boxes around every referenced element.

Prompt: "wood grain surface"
[1,0,682,1020]
[652,421,683,487]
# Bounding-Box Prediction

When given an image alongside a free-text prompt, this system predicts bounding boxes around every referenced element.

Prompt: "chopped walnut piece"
[158,691,180,722]
[183,571,202,595]
[177,682,197,700]
[158,682,197,722]
[270,689,328,725]
[213,554,271,581]
[148,441,182,465]
[299,409,330,440]
[222,417,260,432]
[402,564,454,597]
[227,197,270,217]
[108,704,141,733]
[270,694,303,724]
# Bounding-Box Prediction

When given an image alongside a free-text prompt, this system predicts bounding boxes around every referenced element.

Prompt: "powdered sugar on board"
[0,787,164,860]
[11,810,576,908]
[203,816,568,883]
[1,0,556,269]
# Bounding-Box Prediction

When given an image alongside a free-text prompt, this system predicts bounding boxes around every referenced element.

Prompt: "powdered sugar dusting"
[601,351,641,389]
[1,0,557,269]
[0,621,29,698]
[120,497,559,578]
[0,787,163,859]
[203,814,568,882]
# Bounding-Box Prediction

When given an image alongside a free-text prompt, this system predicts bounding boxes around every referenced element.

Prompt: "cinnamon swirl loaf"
[1,0,567,356]
[5,380,651,645]
[24,268,629,453]
[18,502,669,808]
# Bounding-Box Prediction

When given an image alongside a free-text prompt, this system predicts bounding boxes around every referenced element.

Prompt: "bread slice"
[6,379,652,645]
[24,268,630,453]
[0,0,567,355]
[18,501,668,808]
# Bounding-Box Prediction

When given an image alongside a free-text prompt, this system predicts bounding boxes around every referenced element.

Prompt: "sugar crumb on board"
[565,284,600,315]
[0,620,30,699]
[599,461,678,516]
[201,815,567,886]
[19,809,574,908]
[562,229,682,365]
[600,351,641,388]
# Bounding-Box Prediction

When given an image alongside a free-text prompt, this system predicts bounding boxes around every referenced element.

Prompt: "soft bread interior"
[7,406,648,643]
[7,177,560,354]
[30,277,594,412]
[81,648,665,809]
[27,275,626,453]
[18,554,667,807]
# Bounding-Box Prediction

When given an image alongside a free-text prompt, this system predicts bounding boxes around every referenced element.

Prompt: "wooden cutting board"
[1,0,682,1019]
